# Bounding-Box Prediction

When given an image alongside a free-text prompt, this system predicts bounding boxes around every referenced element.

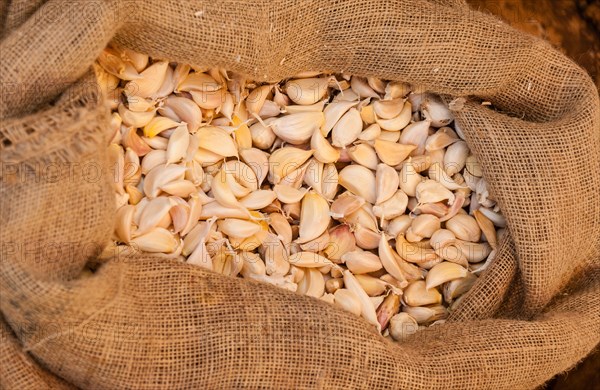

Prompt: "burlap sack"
[1,0,599,388]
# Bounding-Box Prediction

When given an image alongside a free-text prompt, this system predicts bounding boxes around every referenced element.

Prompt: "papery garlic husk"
[401,304,448,324]
[425,261,468,289]
[446,214,481,242]
[332,108,362,147]
[297,191,331,244]
[297,268,326,298]
[385,215,413,237]
[444,140,469,176]
[373,190,409,221]
[375,163,400,204]
[358,123,381,141]
[415,180,455,204]
[376,101,412,131]
[330,192,366,219]
[284,77,331,105]
[334,288,362,316]
[347,143,379,170]
[443,272,478,303]
[373,98,404,119]
[398,160,424,197]
[399,119,430,155]
[421,94,453,127]
[403,280,442,306]
[343,270,381,331]
[342,250,383,274]
[338,164,376,203]
[425,127,458,151]
[405,214,440,242]
[373,139,416,166]
[311,129,340,163]
[271,111,324,145]
[323,224,356,262]
[389,312,419,341]
[268,147,313,184]
[350,76,380,99]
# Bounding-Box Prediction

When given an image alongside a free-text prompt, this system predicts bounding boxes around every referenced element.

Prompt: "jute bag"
[1,0,599,388]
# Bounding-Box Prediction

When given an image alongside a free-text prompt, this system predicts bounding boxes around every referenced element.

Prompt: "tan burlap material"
[1,0,599,388]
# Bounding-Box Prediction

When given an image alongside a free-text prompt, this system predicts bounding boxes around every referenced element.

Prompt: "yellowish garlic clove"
[446,214,481,242]
[131,227,179,253]
[284,77,331,105]
[385,215,413,237]
[373,139,416,166]
[271,111,324,145]
[338,165,377,204]
[358,123,381,141]
[297,191,331,244]
[395,234,440,264]
[443,140,469,176]
[375,101,412,131]
[376,292,401,331]
[443,272,478,303]
[333,289,362,316]
[375,163,400,204]
[403,280,442,306]
[347,143,379,170]
[268,146,313,184]
[332,108,362,148]
[342,250,383,274]
[415,180,455,204]
[343,270,381,331]
[330,192,366,219]
[401,304,447,324]
[425,261,468,289]
[389,312,419,341]
[297,268,326,298]
[425,127,458,151]
[350,76,380,99]
[323,224,356,262]
[399,119,430,155]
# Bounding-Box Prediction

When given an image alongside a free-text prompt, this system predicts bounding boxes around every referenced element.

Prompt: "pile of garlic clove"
[98,45,505,340]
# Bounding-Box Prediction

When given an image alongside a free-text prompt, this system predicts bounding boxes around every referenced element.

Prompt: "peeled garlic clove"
[288,251,334,268]
[143,116,182,138]
[239,251,267,278]
[239,148,269,186]
[131,227,179,253]
[160,180,197,198]
[121,126,152,156]
[332,108,362,147]
[415,180,455,204]
[347,143,379,170]
[384,81,411,100]
[321,163,339,201]
[375,163,400,204]
[443,140,469,176]
[271,111,324,145]
[389,312,419,341]
[342,250,383,274]
[473,209,498,249]
[395,234,440,264]
[211,168,244,209]
[176,71,220,93]
[378,130,401,143]
[367,76,386,94]
[428,162,468,190]
[239,190,277,210]
[406,214,440,242]
[245,84,272,115]
[334,288,362,316]
[118,103,157,128]
[358,123,381,141]
[97,48,142,80]
[323,100,358,135]
[303,158,324,194]
[465,154,483,177]
[446,214,481,242]
[297,191,331,244]
[376,292,401,331]
[421,95,453,127]
[375,101,412,131]
[297,268,326,298]
[403,280,442,306]
[373,139,416,166]
[114,204,135,243]
[350,76,380,99]
[268,147,313,184]
[311,129,340,164]
[273,184,308,204]
[399,119,430,155]
[477,207,506,228]
[323,224,356,262]
[284,77,331,105]
[338,165,377,204]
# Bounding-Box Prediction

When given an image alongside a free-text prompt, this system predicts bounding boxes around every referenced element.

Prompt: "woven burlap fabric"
[1,0,599,388]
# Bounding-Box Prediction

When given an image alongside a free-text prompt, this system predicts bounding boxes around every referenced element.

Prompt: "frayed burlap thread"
[1,0,599,389]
